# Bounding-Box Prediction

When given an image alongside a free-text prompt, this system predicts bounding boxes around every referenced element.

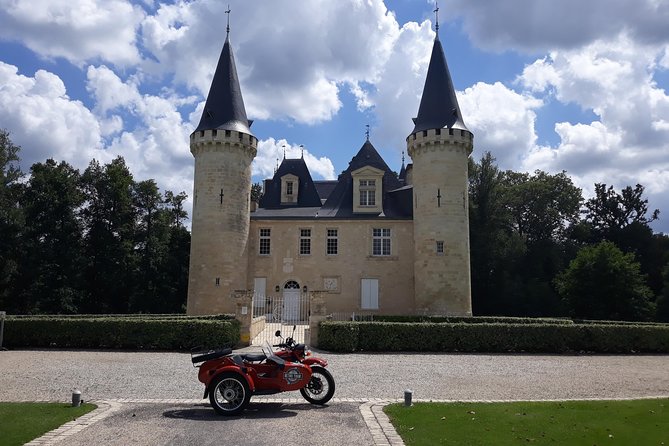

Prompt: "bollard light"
[404,389,413,407]
[72,389,81,407]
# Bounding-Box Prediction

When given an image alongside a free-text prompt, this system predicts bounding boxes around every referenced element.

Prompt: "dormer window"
[281,174,299,204]
[351,165,383,214]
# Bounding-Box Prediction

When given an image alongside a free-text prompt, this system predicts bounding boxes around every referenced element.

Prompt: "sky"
[1,0,668,232]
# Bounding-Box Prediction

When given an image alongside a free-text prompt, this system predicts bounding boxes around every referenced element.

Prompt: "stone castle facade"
[186,22,473,317]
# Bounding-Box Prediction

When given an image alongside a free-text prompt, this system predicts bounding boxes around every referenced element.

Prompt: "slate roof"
[253,140,413,220]
[411,35,468,135]
[258,158,322,209]
[194,34,253,135]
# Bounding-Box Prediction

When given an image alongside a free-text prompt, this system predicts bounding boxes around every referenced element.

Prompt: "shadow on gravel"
[163,402,330,421]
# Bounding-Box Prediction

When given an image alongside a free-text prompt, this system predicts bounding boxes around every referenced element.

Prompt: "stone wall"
[247,219,415,315]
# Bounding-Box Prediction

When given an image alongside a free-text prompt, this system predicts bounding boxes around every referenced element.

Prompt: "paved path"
[3,350,668,445]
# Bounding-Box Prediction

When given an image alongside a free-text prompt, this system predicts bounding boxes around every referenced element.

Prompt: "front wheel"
[209,372,251,415]
[300,366,335,405]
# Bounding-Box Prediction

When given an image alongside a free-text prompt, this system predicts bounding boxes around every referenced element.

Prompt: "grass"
[384,399,669,446]
[0,402,96,446]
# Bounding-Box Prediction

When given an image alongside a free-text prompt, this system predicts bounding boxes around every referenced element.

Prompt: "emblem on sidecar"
[284,368,303,384]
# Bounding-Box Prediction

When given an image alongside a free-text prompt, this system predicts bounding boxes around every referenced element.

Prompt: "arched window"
[284,280,300,289]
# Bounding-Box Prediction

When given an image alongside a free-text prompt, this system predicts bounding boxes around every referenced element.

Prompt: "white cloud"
[139,0,402,125]
[459,81,543,169]
[85,64,194,193]
[518,35,669,231]
[0,0,145,66]
[367,20,434,153]
[0,61,104,170]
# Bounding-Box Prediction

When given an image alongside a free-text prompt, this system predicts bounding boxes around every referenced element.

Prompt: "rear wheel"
[209,372,251,415]
[300,366,335,405]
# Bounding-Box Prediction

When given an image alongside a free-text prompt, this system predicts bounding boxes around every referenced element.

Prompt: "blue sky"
[1,0,668,232]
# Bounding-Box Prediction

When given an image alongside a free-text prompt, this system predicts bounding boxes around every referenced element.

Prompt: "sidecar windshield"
[262,341,285,367]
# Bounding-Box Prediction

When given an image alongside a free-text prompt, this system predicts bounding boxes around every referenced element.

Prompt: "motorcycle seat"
[241,353,266,362]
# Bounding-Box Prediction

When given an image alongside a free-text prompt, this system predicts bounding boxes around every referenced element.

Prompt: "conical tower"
[407,23,473,316]
[187,23,257,315]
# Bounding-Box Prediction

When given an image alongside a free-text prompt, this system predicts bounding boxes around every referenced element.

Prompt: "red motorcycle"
[191,328,335,415]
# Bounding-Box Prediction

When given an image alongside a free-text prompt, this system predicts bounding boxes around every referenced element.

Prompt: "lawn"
[384,399,668,445]
[0,402,97,446]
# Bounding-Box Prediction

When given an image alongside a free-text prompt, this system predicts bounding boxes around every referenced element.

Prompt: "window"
[286,181,294,195]
[359,179,376,206]
[372,228,391,256]
[361,278,379,309]
[326,229,338,255]
[436,241,444,255]
[299,229,311,255]
[259,228,271,255]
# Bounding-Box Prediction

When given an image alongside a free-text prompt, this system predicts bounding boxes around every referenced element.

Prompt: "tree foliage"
[555,241,655,321]
[0,130,190,314]
[468,152,667,321]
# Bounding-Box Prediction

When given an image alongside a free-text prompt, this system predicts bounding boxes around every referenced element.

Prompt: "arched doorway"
[283,280,300,322]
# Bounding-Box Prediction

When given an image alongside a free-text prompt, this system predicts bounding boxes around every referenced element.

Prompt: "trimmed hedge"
[350,315,574,325]
[5,313,235,320]
[318,321,669,353]
[3,317,240,350]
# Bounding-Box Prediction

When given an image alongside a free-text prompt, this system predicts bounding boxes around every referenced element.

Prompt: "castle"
[186,15,473,318]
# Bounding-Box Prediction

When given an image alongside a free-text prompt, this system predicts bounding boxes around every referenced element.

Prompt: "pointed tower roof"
[411,35,468,135]
[195,32,253,135]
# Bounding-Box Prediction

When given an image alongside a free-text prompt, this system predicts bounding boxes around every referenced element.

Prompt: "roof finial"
[275,157,279,173]
[300,144,304,158]
[225,5,231,36]
[282,144,286,159]
[434,2,440,36]
[365,124,370,141]
[402,151,405,166]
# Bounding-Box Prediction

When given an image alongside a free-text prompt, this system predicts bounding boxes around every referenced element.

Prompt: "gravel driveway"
[1,349,668,402]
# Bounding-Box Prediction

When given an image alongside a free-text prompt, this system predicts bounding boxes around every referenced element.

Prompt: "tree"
[0,129,24,310]
[555,241,655,321]
[80,157,137,313]
[501,170,582,244]
[657,264,669,322]
[585,183,659,236]
[251,182,264,203]
[15,159,85,313]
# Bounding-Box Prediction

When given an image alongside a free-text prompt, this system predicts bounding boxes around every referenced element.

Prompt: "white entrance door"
[283,280,301,322]
[253,277,266,316]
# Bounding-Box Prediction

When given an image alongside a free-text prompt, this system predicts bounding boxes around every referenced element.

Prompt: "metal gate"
[251,291,310,346]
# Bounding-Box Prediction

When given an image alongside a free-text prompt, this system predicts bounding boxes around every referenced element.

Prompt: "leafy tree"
[251,182,264,202]
[501,170,582,244]
[585,183,659,235]
[80,157,137,313]
[657,264,669,322]
[0,129,24,310]
[584,183,665,297]
[15,159,85,313]
[555,241,655,321]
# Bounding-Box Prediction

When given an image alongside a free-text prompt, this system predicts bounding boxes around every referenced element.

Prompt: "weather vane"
[225,5,231,35]
[365,124,370,141]
[434,2,439,35]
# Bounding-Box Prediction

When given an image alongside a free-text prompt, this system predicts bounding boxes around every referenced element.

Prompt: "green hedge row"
[3,317,240,350]
[348,315,574,325]
[318,321,669,353]
[5,313,235,320]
